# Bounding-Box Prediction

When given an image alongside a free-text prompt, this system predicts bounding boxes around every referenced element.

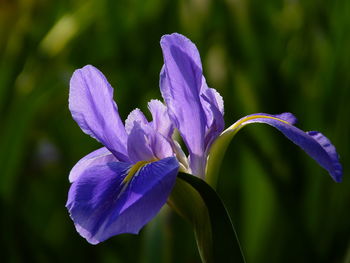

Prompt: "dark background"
[0,0,349,262]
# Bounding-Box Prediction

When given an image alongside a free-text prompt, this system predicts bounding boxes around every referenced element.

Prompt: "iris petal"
[200,77,224,121]
[127,121,174,163]
[69,65,129,161]
[66,157,179,244]
[148,99,174,139]
[200,80,225,152]
[127,122,155,163]
[229,113,342,182]
[69,147,117,183]
[160,34,207,176]
[125,108,149,134]
[149,131,175,160]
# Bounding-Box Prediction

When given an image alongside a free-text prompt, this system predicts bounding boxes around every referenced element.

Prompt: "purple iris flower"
[159,34,341,182]
[66,33,342,244]
[66,65,180,244]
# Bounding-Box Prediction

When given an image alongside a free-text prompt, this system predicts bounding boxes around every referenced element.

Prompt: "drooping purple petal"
[160,33,207,176]
[235,113,297,125]
[148,99,174,139]
[69,65,129,161]
[306,131,342,181]
[66,157,179,244]
[69,147,117,183]
[235,113,342,182]
[271,112,297,125]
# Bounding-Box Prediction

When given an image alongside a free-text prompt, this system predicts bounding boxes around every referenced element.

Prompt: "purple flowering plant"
[66,33,342,261]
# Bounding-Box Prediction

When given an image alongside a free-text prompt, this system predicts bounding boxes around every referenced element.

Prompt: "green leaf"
[168,172,245,263]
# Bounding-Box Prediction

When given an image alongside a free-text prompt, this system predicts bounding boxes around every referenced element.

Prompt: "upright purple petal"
[200,79,225,151]
[127,122,155,163]
[160,33,207,176]
[148,99,174,139]
[200,77,224,119]
[149,131,175,160]
[232,113,342,182]
[66,157,179,244]
[69,147,117,183]
[125,108,149,134]
[127,121,174,163]
[69,65,129,161]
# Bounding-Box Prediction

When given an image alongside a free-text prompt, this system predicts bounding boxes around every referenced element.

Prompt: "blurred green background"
[0,0,349,262]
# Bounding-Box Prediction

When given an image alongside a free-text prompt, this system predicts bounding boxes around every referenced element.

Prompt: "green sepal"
[168,172,245,263]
